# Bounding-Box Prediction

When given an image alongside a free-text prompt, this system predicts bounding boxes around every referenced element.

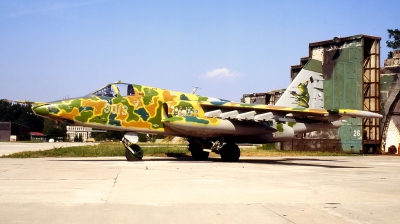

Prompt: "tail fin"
[275,59,324,109]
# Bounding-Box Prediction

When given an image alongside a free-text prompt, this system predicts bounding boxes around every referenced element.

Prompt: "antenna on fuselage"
[191,86,200,94]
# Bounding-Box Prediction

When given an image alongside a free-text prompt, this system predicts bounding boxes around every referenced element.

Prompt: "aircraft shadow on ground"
[53,156,371,169]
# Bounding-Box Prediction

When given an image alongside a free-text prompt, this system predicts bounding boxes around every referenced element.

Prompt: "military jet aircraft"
[26,59,382,162]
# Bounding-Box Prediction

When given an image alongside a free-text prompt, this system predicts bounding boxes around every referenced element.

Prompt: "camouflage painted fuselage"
[33,83,225,135]
[31,82,382,144]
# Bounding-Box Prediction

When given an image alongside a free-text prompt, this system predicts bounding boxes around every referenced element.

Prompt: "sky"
[0,0,399,102]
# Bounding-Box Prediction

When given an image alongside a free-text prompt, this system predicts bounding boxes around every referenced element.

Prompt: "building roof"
[309,34,381,47]
[30,132,46,137]
[242,89,283,97]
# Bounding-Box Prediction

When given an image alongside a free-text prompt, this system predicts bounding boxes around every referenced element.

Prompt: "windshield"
[88,83,135,97]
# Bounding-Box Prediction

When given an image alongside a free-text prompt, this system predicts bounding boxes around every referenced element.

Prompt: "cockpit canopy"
[88,83,135,98]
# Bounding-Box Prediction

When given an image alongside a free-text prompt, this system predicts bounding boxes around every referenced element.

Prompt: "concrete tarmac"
[0,142,97,156]
[1,145,400,223]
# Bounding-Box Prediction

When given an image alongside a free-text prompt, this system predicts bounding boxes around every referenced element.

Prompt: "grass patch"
[242,144,361,156]
[242,147,358,157]
[1,142,190,158]
[1,142,361,158]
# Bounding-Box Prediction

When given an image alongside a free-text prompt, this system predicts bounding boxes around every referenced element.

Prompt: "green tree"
[138,133,147,142]
[386,29,400,58]
[91,132,106,141]
[0,100,44,132]
[42,119,66,140]
[106,131,124,141]
[0,101,19,122]
[15,103,44,132]
[91,131,129,141]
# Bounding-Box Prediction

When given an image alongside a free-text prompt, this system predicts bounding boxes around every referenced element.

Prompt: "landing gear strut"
[122,132,143,161]
[211,138,240,162]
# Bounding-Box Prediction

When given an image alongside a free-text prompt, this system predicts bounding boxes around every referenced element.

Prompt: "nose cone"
[32,104,59,117]
[32,104,50,117]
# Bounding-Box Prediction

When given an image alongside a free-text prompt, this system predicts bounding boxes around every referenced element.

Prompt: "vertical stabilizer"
[275,59,324,109]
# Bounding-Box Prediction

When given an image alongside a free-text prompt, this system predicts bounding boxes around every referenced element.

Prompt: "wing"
[199,101,382,122]
[161,100,382,139]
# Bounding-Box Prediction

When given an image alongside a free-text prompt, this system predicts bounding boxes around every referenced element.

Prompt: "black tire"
[220,143,240,162]
[188,143,209,161]
[125,144,143,161]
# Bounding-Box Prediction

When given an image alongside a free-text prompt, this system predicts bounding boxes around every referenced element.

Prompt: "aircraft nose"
[32,104,51,117]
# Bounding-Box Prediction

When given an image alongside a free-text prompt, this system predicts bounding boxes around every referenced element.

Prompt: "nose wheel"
[122,133,143,161]
[124,144,143,161]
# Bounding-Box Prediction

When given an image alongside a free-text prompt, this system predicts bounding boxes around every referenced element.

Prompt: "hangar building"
[243,34,400,153]
[0,122,29,141]
[381,50,400,152]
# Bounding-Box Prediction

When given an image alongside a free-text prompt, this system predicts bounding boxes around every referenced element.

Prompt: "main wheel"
[220,143,240,162]
[188,143,209,161]
[125,144,143,161]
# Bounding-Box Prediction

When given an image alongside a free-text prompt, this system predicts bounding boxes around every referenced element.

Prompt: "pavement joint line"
[105,167,121,203]
[260,204,296,224]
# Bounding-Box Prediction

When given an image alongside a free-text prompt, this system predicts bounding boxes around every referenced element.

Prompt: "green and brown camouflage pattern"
[32,83,226,134]
[30,80,382,143]
[29,57,383,144]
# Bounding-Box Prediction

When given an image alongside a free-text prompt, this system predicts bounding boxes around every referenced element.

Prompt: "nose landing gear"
[122,132,143,161]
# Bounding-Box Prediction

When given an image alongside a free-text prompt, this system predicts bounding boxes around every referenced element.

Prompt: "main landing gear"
[187,138,241,162]
[188,141,210,161]
[122,132,143,161]
[219,142,240,162]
